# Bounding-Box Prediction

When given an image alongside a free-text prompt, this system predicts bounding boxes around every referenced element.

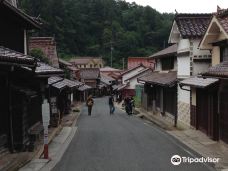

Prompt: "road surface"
[53,97,215,171]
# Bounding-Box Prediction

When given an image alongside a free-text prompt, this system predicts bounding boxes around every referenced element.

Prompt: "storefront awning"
[49,77,83,90]
[180,77,219,88]
[78,84,92,91]
[52,81,68,90]
[48,76,63,85]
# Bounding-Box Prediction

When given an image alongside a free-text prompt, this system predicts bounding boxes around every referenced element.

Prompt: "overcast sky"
[125,0,228,13]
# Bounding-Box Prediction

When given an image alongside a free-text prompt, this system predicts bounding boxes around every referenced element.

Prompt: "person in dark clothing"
[124,97,131,115]
[130,97,135,114]
[86,95,94,116]
[109,95,115,114]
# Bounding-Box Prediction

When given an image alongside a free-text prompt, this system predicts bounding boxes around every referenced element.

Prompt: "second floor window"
[221,47,228,62]
[161,57,174,70]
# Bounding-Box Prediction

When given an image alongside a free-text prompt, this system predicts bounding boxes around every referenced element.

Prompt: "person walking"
[86,95,94,116]
[109,95,115,114]
[124,97,131,115]
[130,97,135,114]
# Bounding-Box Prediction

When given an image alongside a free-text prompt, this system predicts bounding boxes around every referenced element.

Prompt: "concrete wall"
[193,62,211,75]
[127,77,143,89]
[177,55,190,78]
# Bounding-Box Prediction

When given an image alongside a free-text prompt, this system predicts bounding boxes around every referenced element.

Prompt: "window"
[221,47,228,62]
[161,57,174,70]
[90,64,93,68]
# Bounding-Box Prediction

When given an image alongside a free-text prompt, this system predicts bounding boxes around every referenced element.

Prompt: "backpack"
[87,99,93,106]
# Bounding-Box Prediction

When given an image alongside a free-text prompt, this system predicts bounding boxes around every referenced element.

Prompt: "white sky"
[125,0,228,13]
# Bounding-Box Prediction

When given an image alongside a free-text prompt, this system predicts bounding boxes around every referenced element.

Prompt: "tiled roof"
[127,57,154,69]
[69,57,102,65]
[1,0,41,29]
[216,9,228,34]
[0,46,63,76]
[78,84,92,91]
[149,44,177,58]
[35,62,63,75]
[202,61,228,78]
[117,84,128,91]
[138,71,177,87]
[107,72,121,79]
[52,81,68,89]
[100,74,115,85]
[100,66,122,72]
[67,66,79,71]
[112,84,128,91]
[50,77,83,89]
[48,76,63,85]
[180,77,219,88]
[175,13,212,38]
[125,68,152,81]
[0,46,36,67]
[59,58,72,66]
[121,64,146,76]
[80,68,100,79]
[63,79,82,88]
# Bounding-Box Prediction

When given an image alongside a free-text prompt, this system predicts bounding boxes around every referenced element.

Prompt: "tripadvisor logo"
[171,155,220,166]
[171,155,182,165]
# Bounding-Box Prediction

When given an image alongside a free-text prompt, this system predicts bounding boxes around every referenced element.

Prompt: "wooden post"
[160,88,164,115]
[7,71,14,152]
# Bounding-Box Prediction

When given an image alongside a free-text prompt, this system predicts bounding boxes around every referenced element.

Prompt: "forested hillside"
[19,0,174,68]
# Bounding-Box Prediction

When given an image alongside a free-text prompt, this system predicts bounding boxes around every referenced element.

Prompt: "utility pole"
[122,58,125,70]
[110,42,113,67]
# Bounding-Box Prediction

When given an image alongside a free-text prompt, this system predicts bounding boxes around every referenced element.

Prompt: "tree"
[30,48,49,64]
[20,0,174,68]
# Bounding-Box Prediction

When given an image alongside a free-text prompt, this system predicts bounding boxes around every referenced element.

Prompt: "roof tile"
[138,71,177,87]
[175,14,212,38]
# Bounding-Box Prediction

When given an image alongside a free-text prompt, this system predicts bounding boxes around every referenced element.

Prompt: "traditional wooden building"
[0,0,40,53]
[0,47,64,152]
[75,68,101,96]
[180,7,228,143]
[123,68,152,97]
[120,64,147,96]
[100,66,122,76]
[99,73,115,96]
[0,0,66,153]
[168,13,212,127]
[75,84,92,102]
[69,57,104,68]
[127,57,155,69]
[59,58,79,79]
[0,0,40,152]
[48,76,82,126]
[138,44,178,126]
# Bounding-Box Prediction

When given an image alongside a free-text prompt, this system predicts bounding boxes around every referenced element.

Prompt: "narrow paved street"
[53,97,215,171]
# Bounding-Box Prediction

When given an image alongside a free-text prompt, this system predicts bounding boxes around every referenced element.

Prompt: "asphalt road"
[53,97,215,171]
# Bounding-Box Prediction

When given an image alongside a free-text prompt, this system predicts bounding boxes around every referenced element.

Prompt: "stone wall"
[178,101,190,127]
